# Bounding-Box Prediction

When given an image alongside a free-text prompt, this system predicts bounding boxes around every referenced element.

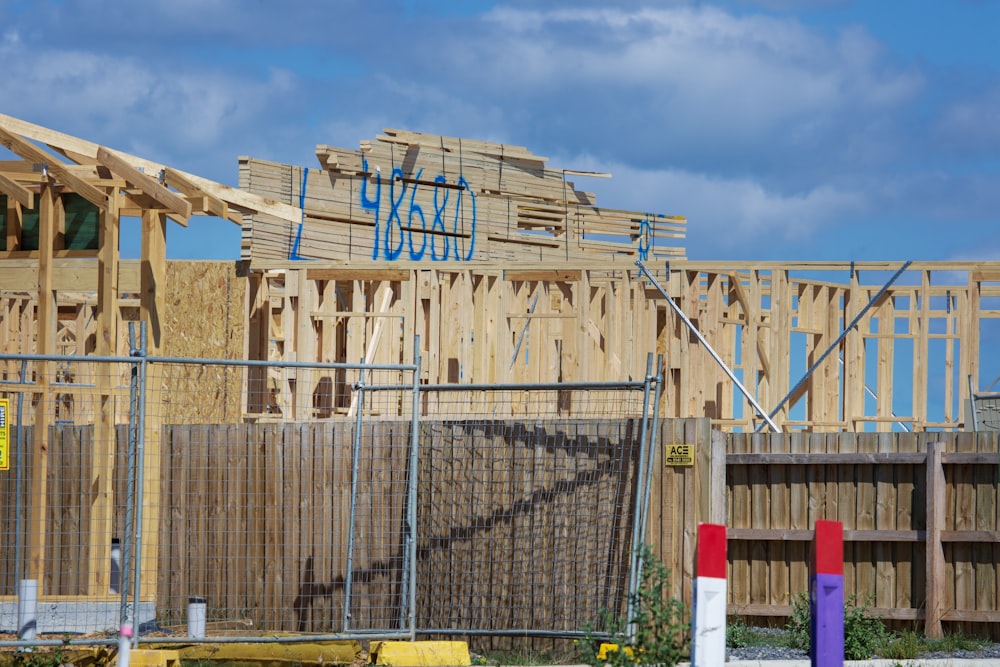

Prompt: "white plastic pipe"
[188,597,206,638]
[110,538,122,594]
[117,623,133,667]
[17,579,37,640]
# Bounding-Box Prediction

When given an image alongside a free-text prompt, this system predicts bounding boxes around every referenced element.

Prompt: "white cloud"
[410,4,925,182]
[0,36,302,180]
[564,157,866,252]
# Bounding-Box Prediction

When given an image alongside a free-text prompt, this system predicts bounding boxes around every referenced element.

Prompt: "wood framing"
[0,115,264,606]
[241,260,1000,432]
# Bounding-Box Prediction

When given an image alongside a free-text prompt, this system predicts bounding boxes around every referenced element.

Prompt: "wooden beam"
[139,208,166,601]
[88,188,119,594]
[0,113,299,222]
[347,287,394,417]
[0,259,140,291]
[727,452,927,465]
[96,147,192,221]
[503,269,582,282]
[27,182,57,583]
[0,126,107,210]
[306,268,411,282]
[4,193,19,251]
[0,170,34,208]
[163,167,234,222]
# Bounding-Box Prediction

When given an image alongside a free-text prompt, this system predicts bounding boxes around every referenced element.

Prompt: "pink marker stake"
[811,520,844,667]
[692,523,727,666]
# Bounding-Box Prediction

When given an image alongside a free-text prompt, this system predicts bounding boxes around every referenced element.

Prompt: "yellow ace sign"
[0,398,8,470]
[664,443,693,466]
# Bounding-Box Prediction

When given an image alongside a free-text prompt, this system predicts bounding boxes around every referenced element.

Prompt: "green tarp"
[0,193,99,251]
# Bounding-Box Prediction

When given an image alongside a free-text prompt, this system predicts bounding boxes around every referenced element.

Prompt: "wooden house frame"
[0,114,296,615]
[3,114,1000,633]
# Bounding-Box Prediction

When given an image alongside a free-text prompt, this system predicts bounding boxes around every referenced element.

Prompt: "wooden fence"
[1,421,997,638]
[652,430,1000,639]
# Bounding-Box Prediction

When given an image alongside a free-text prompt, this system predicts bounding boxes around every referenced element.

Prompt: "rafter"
[163,167,237,222]
[0,170,34,208]
[96,147,192,222]
[0,113,300,224]
[0,126,107,210]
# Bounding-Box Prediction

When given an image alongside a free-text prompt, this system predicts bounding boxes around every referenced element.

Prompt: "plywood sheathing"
[238,129,686,267]
[245,260,1000,432]
[0,261,245,420]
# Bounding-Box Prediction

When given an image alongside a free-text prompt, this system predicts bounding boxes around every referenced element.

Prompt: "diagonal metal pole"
[755,260,912,432]
[636,261,780,432]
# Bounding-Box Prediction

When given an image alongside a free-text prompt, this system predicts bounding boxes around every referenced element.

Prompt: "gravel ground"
[726,627,1000,662]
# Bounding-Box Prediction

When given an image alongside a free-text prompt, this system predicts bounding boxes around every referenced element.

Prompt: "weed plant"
[786,592,888,660]
[578,544,689,667]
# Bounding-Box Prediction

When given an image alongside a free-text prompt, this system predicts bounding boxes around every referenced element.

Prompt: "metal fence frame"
[0,328,660,647]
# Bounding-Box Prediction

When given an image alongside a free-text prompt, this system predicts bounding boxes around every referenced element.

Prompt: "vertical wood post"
[708,429,727,525]
[27,181,57,584]
[925,440,945,638]
[89,187,119,594]
[140,209,167,600]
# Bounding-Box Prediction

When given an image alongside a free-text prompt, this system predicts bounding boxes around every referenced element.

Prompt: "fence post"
[404,336,422,638]
[708,429,727,526]
[626,354,656,641]
[343,361,366,632]
[925,441,945,638]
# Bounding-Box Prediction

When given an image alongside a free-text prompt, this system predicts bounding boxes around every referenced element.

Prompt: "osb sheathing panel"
[158,261,245,424]
[0,260,245,424]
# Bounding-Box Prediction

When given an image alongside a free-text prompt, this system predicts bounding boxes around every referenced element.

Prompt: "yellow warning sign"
[0,398,8,470]
[664,443,693,467]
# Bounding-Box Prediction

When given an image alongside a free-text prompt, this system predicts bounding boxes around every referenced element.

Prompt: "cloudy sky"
[2,0,999,261]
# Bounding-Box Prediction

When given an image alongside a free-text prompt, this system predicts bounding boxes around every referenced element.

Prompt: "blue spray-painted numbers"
[407,169,428,260]
[385,167,407,260]
[360,157,477,261]
[638,218,651,261]
[360,158,382,260]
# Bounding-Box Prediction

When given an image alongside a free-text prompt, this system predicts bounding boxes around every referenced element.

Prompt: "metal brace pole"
[636,261,780,433]
[755,260,912,432]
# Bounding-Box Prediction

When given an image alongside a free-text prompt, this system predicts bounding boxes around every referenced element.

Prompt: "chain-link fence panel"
[0,344,657,646]
[142,357,419,639]
[412,379,658,638]
[0,353,139,640]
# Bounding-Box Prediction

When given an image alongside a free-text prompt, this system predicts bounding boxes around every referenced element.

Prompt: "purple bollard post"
[810,520,844,667]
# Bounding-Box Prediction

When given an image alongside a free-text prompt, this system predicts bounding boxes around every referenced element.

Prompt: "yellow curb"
[127,649,181,667]
[153,640,364,666]
[369,641,470,666]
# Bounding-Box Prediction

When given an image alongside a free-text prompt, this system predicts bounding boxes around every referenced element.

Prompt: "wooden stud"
[26,181,57,583]
[138,209,167,601]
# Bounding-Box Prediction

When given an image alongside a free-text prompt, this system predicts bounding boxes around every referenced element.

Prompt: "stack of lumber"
[239,129,686,266]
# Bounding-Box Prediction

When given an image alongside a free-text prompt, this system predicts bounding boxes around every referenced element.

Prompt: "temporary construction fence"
[0,333,662,647]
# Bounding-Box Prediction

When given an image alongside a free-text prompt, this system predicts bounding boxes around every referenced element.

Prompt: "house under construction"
[1,114,998,637]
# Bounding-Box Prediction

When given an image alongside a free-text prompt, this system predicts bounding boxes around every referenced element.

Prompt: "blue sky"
[2,0,1000,262]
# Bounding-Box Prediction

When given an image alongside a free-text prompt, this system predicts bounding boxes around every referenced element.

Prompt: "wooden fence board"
[1,421,998,638]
